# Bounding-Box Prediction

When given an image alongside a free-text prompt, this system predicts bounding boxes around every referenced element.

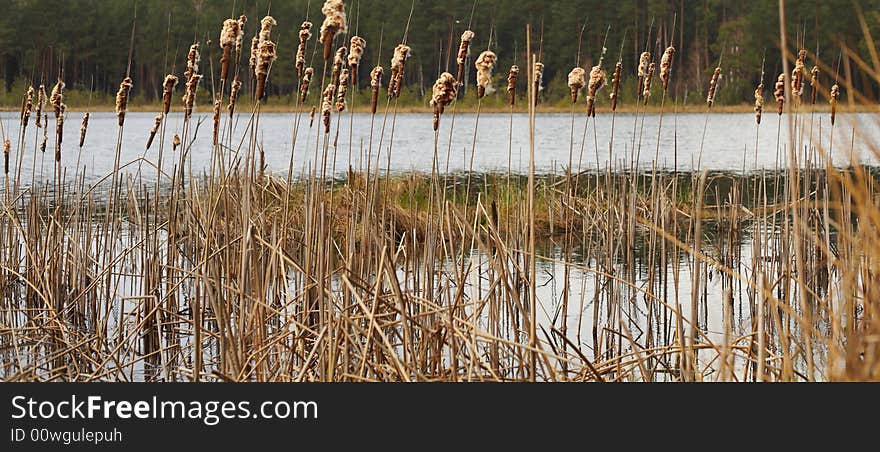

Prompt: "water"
[2,111,878,182]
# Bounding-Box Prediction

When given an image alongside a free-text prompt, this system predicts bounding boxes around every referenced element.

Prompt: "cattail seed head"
[774,73,786,115]
[810,66,820,105]
[336,69,349,112]
[50,80,65,118]
[54,103,65,162]
[370,65,383,114]
[79,112,89,147]
[228,77,242,115]
[235,15,247,57]
[332,46,348,89]
[310,106,317,128]
[183,74,202,120]
[706,66,721,108]
[255,39,277,100]
[567,67,586,103]
[212,96,221,145]
[172,133,181,151]
[754,83,764,125]
[320,0,347,61]
[791,50,807,101]
[321,84,334,134]
[22,86,34,129]
[660,46,676,91]
[3,139,9,175]
[587,65,607,116]
[430,72,457,131]
[259,16,276,43]
[40,131,47,154]
[36,85,46,128]
[637,52,651,97]
[146,114,162,150]
[507,65,519,106]
[300,67,314,103]
[185,44,201,81]
[249,36,260,80]
[296,21,314,80]
[162,74,178,115]
[348,36,366,78]
[388,44,411,98]
[830,83,840,125]
[533,62,544,106]
[456,30,475,84]
[220,18,241,81]
[475,50,497,99]
[610,61,622,111]
[642,62,655,104]
[115,77,133,126]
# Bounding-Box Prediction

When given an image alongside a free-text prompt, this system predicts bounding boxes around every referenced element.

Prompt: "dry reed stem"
[320,0,347,61]
[430,72,457,130]
[567,67,586,103]
[475,50,497,99]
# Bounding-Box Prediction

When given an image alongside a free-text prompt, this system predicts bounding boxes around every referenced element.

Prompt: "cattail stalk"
[507,65,519,106]
[430,72,457,131]
[791,50,807,103]
[183,44,202,120]
[172,133,181,151]
[212,96,221,145]
[115,77,133,127]
[321,85,334,133]
[707,66,721,108]
[369,66,383,114]
[50,80,66,161]
[320,0,347,61]
[297,22,314,80]
[567,67,585,103]
[475,50,497,99]
[456,30,475,85]
[255,16,278,101]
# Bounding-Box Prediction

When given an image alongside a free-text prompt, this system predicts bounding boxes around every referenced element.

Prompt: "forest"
[0,0,878,107]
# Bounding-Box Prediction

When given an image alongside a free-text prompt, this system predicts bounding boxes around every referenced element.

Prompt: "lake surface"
[1,111,878,183]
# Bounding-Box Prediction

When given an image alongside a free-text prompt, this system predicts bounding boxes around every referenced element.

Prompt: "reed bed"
[1,3,880,383]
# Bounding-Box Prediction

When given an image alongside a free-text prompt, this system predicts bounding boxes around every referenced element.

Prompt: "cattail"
[212,96,221,145]
[35,85,46,128]
[50,80,64,117]
[249,36,260,80]
[348,36,366,81]
[320,0,347,61]
[610,61,622,111]
[185,44,200,81]
[3,139,9,175]
[310,106,317,128]
[791,50,807,102]
[162,74,178,115]
[300,67,314,103]
[321,84,334,134]
[389,44,411,98]
[507,65,519,106]
[183,74,202,120]
[336,69,349,112]
[637,52,651,98]
[172,133,181,151]
[706,66,721,108]
[774,73,785,115]
[228,77,242,115]
[754,83,764,125]
[235,15,247,58]
[369,66,383,114]
[810,65,820,105]
[40,131,47,154]
[533,62,544,106]
[22,86,34,129]
[568,67,586,103]
[296,22,314,80]
[475,50,497,99]
[456,30,475,85]
[146,114,162,150]
[642,62,655,105]
[220,18,241,82]
[430,72,457,131]
[258,15,276,43]
[55,104,65,162]
[332,46,348,91]
[255,39,277,100]
[659,46,676,92]
[79,112,89,147]
[587,65,607,117]
[830,83,840,125]
[115,77,133,126]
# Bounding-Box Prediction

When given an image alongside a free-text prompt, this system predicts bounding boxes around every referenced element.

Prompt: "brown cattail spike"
[228,77,242,116]
[3,140,9,175]
[255,39,277,100]
[212,96,221,145]
[50,80,66,161]
[79,112,89,147]
[660,46,676,92]
[791,50,807,103]
[370,66,383,114]
[320,0,348,61]
[348,36,366,83]
[300,68,314,103]
[183,44,202,120]
[336,69,349,112]
[220,18,241,82]
[754,83,765,125]
[249,36,260,80]
[533,62,544,107]
[707,67,721,108]
[456,30,475,85]
[507,65,519,107]
[162,75,178,115]
[147,114,162,150]
[774,73,785,115]
[430,72,457,131]
[830,83,840,125]
[389,44,411,98]
[610,62,622,112]
[22,86,34,129]
[587,65,607,117]
[172,133,181,151]
[36,85,46,128]
[332,46,348,90]
[475,51,497,99]
[296,22,314,80]
[116,77,133,126]
[810,66,820,105]
[321,84,334,133]
[637,52,651,99]
[567,67,586,103]
[642,62,655,105]
[235,15,247,58]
